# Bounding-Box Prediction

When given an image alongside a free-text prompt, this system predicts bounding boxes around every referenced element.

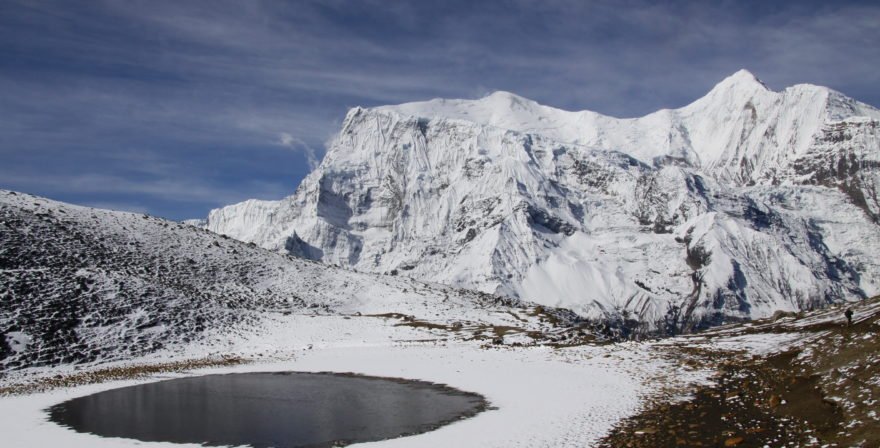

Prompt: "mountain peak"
[712,69,769,93]
[371,89,555,130]
[476,90,543,112]
[481,90,530,103]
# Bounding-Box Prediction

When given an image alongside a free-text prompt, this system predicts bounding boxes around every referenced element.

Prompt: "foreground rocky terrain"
[601,296,880,447]
[202,70,880,334]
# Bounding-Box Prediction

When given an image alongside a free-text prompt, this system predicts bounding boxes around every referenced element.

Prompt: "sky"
[1,0,879,220]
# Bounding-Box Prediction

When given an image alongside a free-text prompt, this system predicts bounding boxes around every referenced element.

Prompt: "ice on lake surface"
[47,372,487,447]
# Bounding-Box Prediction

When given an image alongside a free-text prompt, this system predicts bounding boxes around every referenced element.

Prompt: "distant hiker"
[845,308,854,326]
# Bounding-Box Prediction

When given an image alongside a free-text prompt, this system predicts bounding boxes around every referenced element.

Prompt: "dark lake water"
[47,372,487,447]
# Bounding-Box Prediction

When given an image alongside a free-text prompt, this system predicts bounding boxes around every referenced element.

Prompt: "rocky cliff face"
[203,70,880,334]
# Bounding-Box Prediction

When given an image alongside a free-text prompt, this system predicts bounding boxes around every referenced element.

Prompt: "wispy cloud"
[278,133,319,171]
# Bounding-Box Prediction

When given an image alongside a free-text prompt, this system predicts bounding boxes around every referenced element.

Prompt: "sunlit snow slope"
[204,70,880,333]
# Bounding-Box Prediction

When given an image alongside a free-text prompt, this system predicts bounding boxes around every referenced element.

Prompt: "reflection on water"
[48,372,486,447]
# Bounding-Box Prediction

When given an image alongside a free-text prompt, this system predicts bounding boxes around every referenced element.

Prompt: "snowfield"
[1,312,706,448]
[4,291,857,447]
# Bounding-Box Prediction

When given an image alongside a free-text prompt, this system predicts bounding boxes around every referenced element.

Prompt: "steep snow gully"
[203,70,880,334]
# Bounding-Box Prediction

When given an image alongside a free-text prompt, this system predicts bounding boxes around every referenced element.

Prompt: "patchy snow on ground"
[684,331,814,357]
[0,312,705,448]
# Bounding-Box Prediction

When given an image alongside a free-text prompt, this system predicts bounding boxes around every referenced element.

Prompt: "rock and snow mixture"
[0,190,704,447]
[0,190,574,373]
[600,297,880,447]
[1,190,877,446]
[203,70,880,333]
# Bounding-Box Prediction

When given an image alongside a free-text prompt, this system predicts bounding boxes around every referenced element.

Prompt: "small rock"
[724,436,744,446]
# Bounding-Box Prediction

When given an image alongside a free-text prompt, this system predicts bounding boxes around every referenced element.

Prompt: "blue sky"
[2,0,879,220]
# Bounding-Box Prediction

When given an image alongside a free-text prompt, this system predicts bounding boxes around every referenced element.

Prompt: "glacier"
[202,69,880,334]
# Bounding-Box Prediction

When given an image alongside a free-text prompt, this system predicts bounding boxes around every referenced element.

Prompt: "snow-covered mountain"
[203,70,880,333]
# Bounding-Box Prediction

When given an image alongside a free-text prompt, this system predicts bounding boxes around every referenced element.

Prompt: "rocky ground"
[4,189,879,447]
[599,296,880,447]
[0,190,578,374]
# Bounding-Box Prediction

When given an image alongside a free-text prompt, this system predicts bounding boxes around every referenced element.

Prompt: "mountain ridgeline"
[203,70,880,334]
